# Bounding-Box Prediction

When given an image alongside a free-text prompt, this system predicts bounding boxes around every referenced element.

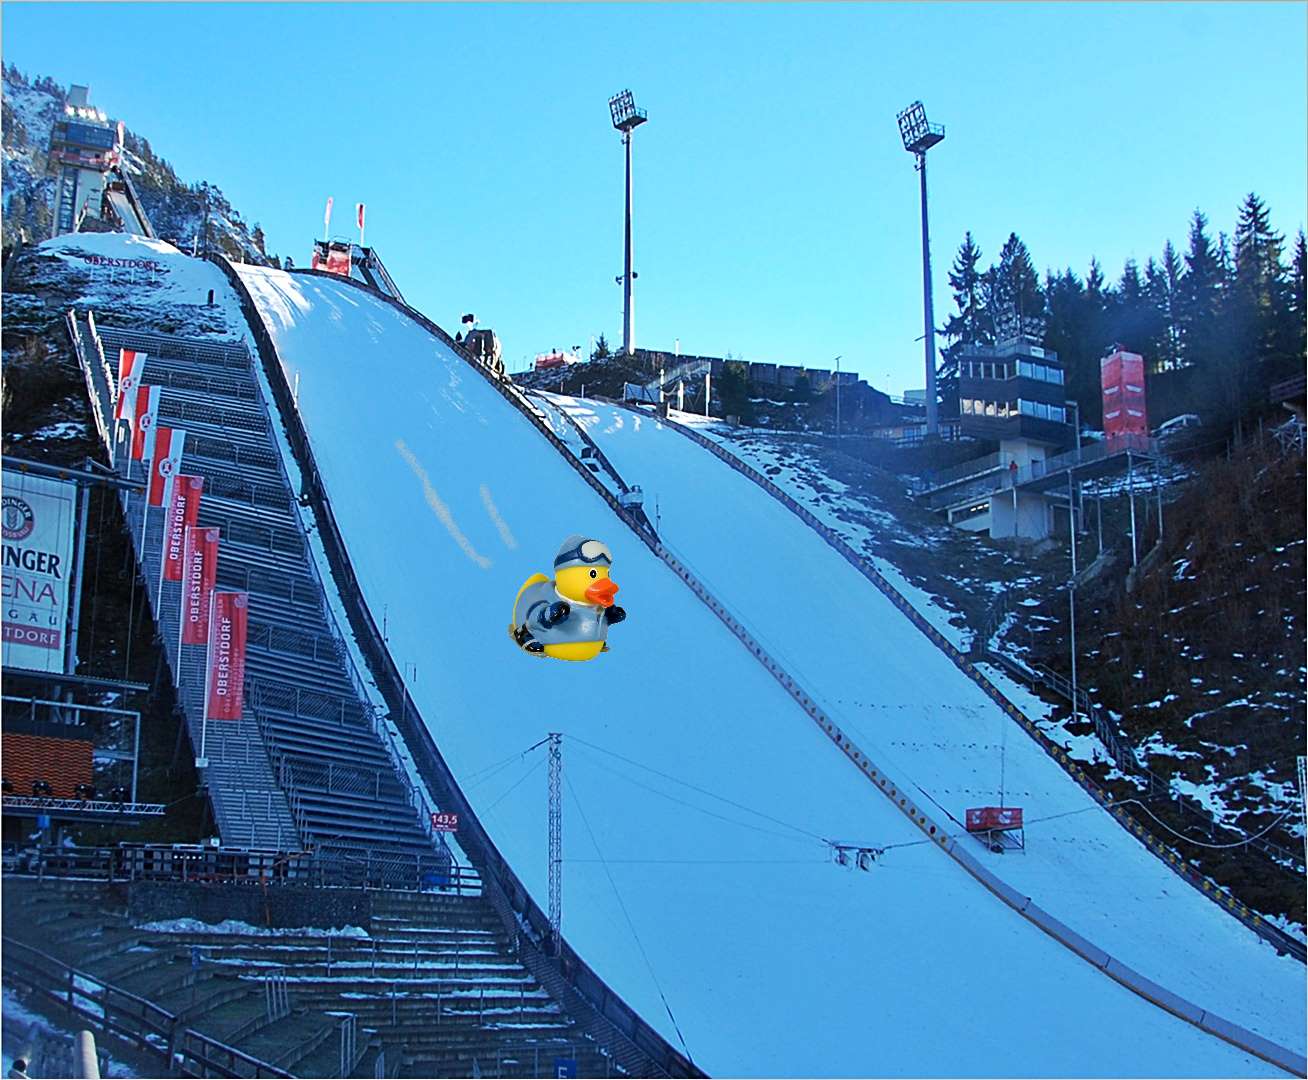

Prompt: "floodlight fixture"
[609,89,648,133]
[610,90,650,355]
[897,100,946,437]
[897,101,944,155]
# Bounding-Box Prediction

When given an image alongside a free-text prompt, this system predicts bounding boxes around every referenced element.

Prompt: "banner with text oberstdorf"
[181,525,219,644]
[162,476,204,582]
[2,469,78,672]
[205,591,248,722]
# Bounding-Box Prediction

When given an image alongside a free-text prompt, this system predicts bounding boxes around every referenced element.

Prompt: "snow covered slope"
[232,264,1291,1077]
[555,394,1307,1058]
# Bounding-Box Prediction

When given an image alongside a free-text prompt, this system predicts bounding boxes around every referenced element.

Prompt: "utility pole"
[1068,470,1078,728]
[609,91,648,357]
[896,102,945,438]
[834,356,842,438]
[547,733,562,957]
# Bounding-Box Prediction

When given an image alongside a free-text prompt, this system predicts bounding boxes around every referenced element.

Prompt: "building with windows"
[957,338,1071,449]
[939,335,1075,538]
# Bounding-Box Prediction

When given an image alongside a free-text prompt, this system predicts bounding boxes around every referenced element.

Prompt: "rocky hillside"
[2,64,276,265]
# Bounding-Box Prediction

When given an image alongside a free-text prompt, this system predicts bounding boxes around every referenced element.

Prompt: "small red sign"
[966,806,1024,832]
[431,812,459,832]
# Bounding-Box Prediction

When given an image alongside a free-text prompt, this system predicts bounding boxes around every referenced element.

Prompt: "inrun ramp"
[236,264,1292,1079]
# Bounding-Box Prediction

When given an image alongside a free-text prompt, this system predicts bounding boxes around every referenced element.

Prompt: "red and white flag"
[148,426,187,507]
[115,350,146,423]
[130,385,161,461]
[356,202,365,230]
[206,591,248,722]
[162,475,203,582]
[181,525,220,644]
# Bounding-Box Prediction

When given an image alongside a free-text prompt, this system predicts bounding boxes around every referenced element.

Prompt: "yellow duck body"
[510,565,619,662]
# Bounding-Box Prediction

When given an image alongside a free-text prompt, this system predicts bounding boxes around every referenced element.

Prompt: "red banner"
[115,349,145,422]
[206,592,248,722]
[357,202,366,230]
[130,385,161,461]
[181,525,219,644]
[162,475,203,582]
[147,426,186,507]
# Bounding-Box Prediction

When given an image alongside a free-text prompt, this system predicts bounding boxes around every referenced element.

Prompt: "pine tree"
[718,361,754,424]
[1290,231,1307,364]
[1105,259,1149,354]
[591,334,611,362]
[1142,257,1173,372]
[1044,268,1103,426]
[942,232,988,348]
[990,233,1043,340]
[1177,210,1222,373]
[1229,193,1294,402]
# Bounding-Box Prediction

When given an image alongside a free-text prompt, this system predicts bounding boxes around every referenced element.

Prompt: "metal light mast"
[897,101,945,438]
[609,90,648,357]
[547,732,562,956]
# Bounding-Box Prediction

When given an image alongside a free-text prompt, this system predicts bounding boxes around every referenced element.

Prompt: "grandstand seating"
[71,318,457,881]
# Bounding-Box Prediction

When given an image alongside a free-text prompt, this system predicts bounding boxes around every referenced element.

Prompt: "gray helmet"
[554,535,612,571]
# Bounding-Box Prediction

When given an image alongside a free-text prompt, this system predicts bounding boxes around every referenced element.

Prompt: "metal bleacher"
[68,314,463,885]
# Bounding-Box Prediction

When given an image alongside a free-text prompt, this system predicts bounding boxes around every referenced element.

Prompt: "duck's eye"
[589,569,597,578]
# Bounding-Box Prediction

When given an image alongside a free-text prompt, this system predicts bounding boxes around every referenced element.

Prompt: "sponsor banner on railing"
[162,476,203,582]
[205,591,248,722]
[1,469,78,673]
[147,426,186,507]
[115,349,145,422]
[181,526,219,644]
[130,384,161,461]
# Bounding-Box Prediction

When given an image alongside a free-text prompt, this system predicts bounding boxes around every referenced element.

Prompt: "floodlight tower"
[897,101,945,438]
[609,89,648,356]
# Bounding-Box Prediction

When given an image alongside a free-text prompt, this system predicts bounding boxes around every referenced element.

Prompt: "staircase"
[70,316,455,882]
[56,166,80,236]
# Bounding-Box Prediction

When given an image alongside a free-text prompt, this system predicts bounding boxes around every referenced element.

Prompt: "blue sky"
[5,2,1305,392]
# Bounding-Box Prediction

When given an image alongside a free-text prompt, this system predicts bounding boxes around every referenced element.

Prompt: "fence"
[981,649,1304,872]
[2,938,293,1078]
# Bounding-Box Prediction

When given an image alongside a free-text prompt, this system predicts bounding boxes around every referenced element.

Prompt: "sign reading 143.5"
[431,812,459,832]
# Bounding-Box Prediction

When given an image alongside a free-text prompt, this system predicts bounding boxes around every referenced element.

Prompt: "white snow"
[552,393,1305,1061]
[137,917,368,938]
[231,260,1301,1077]
[2,988,135,1078]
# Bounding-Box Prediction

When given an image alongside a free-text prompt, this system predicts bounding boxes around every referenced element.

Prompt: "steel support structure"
[547,731,563,956]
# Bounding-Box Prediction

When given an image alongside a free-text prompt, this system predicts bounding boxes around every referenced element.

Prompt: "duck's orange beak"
[585,578,619,608]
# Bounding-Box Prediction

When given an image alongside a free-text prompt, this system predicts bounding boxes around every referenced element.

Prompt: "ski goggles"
[555,538,612,568]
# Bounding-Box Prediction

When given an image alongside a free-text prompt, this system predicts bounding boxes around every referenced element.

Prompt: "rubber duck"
[510,535,626,661]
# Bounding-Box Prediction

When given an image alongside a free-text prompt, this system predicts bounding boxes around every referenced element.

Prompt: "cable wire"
[482,757,545,815]
[564,772,695,1066]
[568,734,827,843]
[571,744,821,847]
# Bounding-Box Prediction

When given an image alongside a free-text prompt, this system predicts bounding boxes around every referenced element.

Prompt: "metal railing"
[1,937,293,1078]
